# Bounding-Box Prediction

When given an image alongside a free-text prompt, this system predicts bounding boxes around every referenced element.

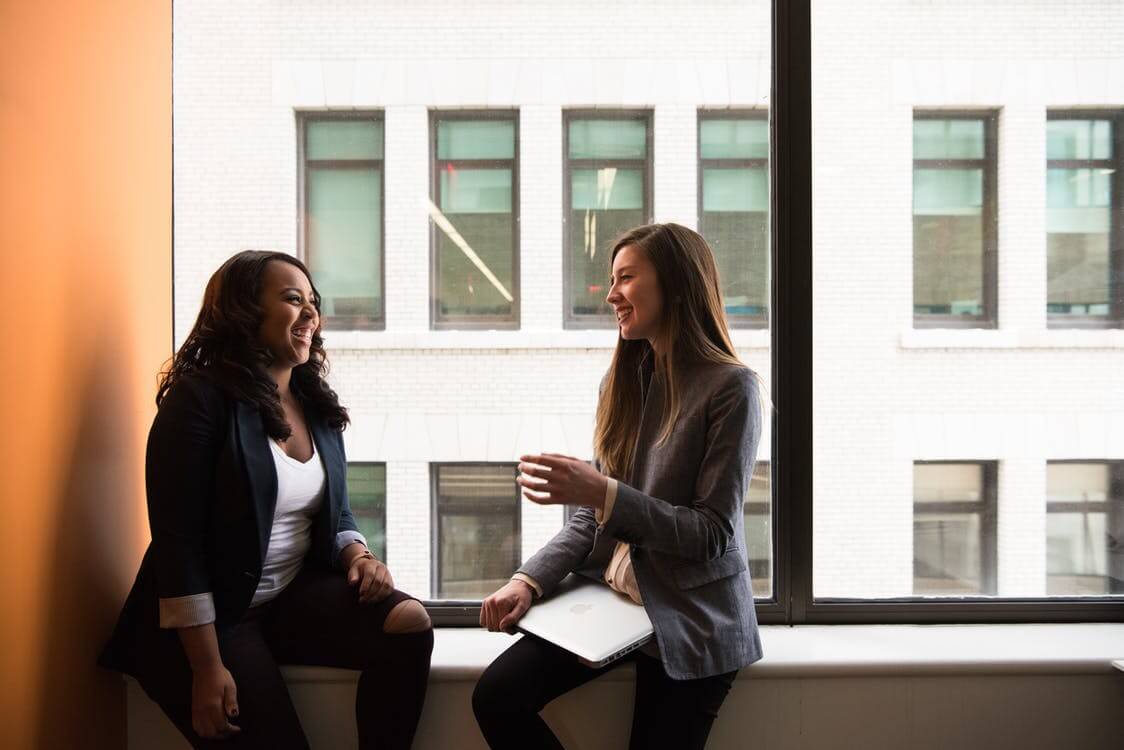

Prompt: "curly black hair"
[157,250,349,437]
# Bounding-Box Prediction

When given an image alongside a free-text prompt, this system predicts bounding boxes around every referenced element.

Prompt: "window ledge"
[322,329,770,351]
[274,623,1124,684]
[901,328,1124,349]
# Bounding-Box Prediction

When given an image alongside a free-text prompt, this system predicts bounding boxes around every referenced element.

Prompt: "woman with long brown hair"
[100,251,433,749]
[473,223,764,749]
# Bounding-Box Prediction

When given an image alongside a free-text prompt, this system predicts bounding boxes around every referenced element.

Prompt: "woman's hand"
[481,579,534,633]
[348,556,395,604]
[517,453,608,509]
[190,664,240,740]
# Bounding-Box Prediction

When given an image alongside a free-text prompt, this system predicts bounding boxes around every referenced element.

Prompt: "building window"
[346,463,387,562]
[744,460,772,597]
[912,113,997,327]
[699,111,770,327]
[1047,462,1124,595]
[299,114,385,330]
[432,463,520,600]
[1046,112,1123,326]
[564,111,653,327]
[913,462,997,596]
[430,112,519,329]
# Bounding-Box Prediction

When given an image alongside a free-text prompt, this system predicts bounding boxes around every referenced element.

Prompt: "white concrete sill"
[901,328,1124,349]
[276,623,1124,685]
[322,328,770,351]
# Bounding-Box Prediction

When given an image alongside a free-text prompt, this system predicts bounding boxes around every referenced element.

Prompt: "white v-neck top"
[251,436,327,606]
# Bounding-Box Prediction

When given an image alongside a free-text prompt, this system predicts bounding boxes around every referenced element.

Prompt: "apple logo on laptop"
[570,603,593,615]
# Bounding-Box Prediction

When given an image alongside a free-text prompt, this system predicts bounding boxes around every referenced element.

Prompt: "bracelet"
[348,549,376,568]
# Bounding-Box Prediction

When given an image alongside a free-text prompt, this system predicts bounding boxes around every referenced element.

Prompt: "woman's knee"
[383,599,432,634]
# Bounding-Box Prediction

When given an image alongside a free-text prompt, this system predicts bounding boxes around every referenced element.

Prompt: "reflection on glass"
[347,463,387,562]
[1046,117,1115,320]
[435,464,520,600]
[305,118,384,327]
[567,116,650,320]
[913,117,990,320]
[700,115,769,324]
[1046,462,1124,595]
[433,116,517,324]
[913,463,996,596]
[744,460,772,597]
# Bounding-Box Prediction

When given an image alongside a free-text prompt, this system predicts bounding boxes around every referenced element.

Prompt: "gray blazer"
[517,354,763,680]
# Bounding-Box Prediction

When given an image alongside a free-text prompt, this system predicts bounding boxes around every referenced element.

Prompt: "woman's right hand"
[190,664,240,740]
[480,579,534,633]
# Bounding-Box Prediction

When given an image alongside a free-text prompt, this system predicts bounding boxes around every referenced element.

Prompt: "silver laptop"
[518,574,654,668]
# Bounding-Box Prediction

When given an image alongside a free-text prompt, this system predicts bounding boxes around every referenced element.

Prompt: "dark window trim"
[296,111,386,331]
[911,461,998,597]
[429,462,521,609]
[562,109,654,329]
[429,109,521,330]
[698,108,770,329]
[1045,110,1124,328]
[911,110,999,329]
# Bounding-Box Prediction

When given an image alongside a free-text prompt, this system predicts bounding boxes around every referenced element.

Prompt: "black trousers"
[472,634,737,750]
[132,569,434,750]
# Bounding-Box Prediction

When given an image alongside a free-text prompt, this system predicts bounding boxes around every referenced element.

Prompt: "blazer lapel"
[234,400,278,564]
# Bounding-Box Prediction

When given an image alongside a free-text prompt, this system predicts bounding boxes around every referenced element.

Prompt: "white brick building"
[173,1,1124,600]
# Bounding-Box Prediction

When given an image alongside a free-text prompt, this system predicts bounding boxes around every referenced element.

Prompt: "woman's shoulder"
[157,370,231,419]
[685,360,757,395]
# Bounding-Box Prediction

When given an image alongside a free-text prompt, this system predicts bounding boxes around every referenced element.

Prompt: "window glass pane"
[701,167,769,320]
[346,464,386,562]
[912,464,994,596]
[307,120,384,160]
[914,463,983,503]
[434,119,517,322]
[569,167,646,316]
[1047,150,1114,317]
[568,119,647,159]
[435,465,520,600]
[700,118,768,159]
[1046,463,1124,595]
[308,166,382,322]
[744,461,772,597]
[913,119,985,159]
[702,168,768,212]
[436,120,515,160]
[913,166,984,317]
[1046,119,1112,160]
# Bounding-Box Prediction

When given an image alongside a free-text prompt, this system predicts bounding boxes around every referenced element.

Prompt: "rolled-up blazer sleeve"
[515,501,600,597]
[600,367,760,561]
[146,377,225,627]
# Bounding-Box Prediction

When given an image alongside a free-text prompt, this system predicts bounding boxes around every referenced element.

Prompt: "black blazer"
[100,372,360,673]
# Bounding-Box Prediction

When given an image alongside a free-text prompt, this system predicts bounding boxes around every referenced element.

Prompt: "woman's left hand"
[517,453,608,509]
[348,557,395,604]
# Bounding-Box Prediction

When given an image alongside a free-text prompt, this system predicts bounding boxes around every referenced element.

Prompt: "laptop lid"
[517,574,654,667]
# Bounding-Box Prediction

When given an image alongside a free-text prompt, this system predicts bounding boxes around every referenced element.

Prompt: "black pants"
[132,570,434,750]
[472,634,737,750]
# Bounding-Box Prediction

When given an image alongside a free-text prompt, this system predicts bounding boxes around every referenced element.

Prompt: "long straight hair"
[594,223,748,479]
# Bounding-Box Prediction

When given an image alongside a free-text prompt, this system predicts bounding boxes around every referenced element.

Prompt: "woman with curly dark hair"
[100,251,433,749]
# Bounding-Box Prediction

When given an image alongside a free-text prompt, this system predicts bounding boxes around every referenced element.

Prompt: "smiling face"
[257,259,320,371]
[606,243,664,341]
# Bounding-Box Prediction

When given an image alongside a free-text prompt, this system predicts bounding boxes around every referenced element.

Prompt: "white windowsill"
[901,328,1124,349]
[322,328,771,351]
[276,623,1124,684]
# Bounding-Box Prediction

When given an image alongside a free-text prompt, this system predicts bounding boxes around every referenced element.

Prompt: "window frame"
[297,111,386,331]
[911,110,1000,329]
[1045,110,1124,328]
[697,108,771,329]
[562,109,654,329]
[429,462,522,605]
[429,109,521,330]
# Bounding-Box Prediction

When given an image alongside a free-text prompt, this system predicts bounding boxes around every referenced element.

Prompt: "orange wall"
[0,1,171,748]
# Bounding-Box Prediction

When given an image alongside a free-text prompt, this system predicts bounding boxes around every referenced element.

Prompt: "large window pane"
[700,113,769,325]
[565,114,651,323]
[913,463,996,596]
[347,463,386,562]
[744,461,772,597]
[1046,462,1124,595]
[303,116,384,329]
[1046,115,1118,322]
[912,115,994,324]
[432,114,518,327]
[433,464,520,600]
